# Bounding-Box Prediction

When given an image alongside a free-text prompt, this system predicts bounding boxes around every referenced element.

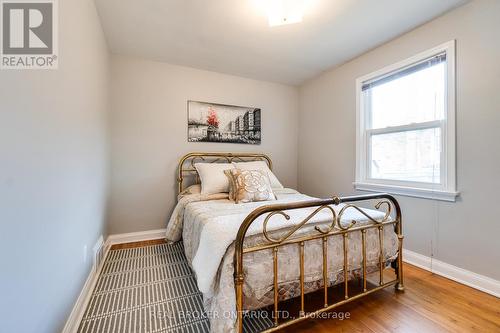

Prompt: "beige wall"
[0,0,110,332]
[298,0,500,280]
[108,55,299,234]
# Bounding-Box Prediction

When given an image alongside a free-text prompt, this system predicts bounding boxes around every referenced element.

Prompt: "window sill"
[353,182,459,202]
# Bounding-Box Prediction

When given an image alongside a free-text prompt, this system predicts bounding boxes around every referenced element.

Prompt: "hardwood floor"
[110,238,166,250]
[109,240,500,332]
[281,265,500,333]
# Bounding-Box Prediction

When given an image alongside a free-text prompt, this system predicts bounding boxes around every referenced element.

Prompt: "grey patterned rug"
[77,242,273,333]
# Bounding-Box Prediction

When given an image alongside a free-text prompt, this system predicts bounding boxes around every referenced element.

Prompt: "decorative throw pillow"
[194,163,235,195]
[224,169,237,201]
[232,161,284,189]
[227,169,276,204]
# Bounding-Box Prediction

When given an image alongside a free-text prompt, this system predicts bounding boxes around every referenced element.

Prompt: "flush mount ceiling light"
[254,0,307,27]
[268,0,305,26]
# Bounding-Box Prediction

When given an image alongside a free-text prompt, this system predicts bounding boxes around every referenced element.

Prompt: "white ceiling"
[95,0,467,85]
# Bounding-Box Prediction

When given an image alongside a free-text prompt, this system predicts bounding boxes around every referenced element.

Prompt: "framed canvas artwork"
[188,101,261,144]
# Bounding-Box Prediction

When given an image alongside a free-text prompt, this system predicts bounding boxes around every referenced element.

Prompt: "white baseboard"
[403,249,500,298]
[106,228,166,246]
[61,236,110,333]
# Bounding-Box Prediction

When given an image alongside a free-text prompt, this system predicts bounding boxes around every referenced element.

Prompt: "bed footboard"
[233,193,404,332]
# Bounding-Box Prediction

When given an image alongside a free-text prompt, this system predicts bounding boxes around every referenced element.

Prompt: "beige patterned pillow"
[224,170,237,201]
[226,169,276,204]
[232,161,283,189]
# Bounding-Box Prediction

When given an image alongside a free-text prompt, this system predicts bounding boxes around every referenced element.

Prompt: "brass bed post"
[177,154,188,195]
[361,229,367,292]
[272,247,279,326]
[299,241,305,316]
[322,237,328,307]
[233,207,254,333]
[394,199,405,292]
[234,204,278,333]
[378,226,384,285]
[342,233,349,299]
[234,244,245,333]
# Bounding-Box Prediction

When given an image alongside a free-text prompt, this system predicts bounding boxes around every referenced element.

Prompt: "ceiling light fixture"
[264,0,306,27]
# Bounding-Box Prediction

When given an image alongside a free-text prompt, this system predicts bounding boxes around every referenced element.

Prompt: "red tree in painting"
[207,107,219,129]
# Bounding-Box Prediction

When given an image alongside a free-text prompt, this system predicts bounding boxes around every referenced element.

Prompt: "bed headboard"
[177,152,273,194]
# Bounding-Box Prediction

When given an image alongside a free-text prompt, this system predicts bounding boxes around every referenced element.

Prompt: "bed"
[166,152,404,333]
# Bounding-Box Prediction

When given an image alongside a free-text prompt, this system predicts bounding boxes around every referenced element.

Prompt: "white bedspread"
[166,189,386,296]
[166,189,399,332]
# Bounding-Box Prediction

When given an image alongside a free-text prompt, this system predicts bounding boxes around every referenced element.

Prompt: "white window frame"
[354,40,458,202]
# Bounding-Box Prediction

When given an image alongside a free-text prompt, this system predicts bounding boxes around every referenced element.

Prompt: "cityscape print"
[188,101,261,144]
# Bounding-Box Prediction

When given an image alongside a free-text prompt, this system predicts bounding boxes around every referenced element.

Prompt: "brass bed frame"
[178,152,404,333]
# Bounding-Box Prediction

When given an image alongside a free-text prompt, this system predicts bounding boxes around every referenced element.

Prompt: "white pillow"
[232,161,284,189]
[194,163,235,195]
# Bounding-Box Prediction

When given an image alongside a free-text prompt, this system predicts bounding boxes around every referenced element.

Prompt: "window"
[355,41,458,201]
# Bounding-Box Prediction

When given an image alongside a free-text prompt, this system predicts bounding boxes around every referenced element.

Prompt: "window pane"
[370,127,441,183]
[367,62,445,129]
